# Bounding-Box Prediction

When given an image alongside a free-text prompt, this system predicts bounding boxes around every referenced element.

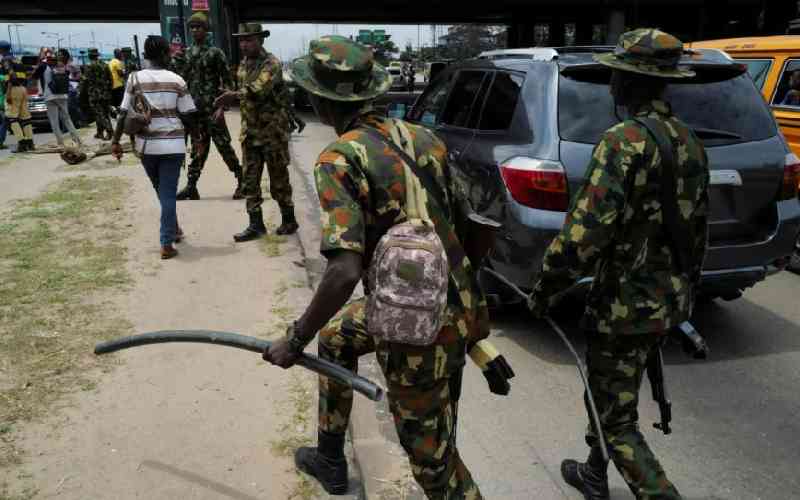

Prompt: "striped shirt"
[120,69,196,155]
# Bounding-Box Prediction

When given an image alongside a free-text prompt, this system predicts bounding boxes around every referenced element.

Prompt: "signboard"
[192,0,209,10]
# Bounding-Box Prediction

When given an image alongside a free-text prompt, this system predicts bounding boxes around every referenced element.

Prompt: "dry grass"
[260,222,288,258]
[0,175,133,470]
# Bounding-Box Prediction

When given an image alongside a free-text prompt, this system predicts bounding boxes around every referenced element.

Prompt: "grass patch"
[0,175,133,471]
[260,223,288,258]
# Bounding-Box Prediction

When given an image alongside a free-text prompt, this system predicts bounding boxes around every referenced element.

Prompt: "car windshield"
[735,59,772,90]
[558,66,777,146]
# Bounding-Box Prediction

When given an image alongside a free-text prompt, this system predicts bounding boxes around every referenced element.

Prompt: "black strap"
[633,117,693,274]
[361,125,451,220]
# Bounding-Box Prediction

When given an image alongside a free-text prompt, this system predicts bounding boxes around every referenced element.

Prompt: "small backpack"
[363,126,450,346]
[49,68,70,95]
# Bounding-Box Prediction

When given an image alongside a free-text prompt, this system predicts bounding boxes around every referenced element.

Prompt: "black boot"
[276,205,299,235]
[177,181,200,201]
[26,139,35,152]
[233,209,267,242]
[296,119,306,135]
[295,430,348,495]
[561,447,610,500]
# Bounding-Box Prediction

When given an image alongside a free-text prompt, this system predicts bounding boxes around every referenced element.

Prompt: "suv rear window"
[558,67,777,147]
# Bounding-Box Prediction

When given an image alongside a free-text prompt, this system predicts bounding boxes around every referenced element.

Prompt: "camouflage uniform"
[184,38,242,185]
[314,111,489,499]
[529,29,709,500]
[279,84,305,133]
[237,48,293,212]
[84,54,113,138]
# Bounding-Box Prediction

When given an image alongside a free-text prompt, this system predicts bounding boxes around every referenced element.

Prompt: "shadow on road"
[489,294,800,367]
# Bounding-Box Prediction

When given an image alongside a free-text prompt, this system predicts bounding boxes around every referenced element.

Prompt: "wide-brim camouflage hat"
[594,28,695,79]
[232,23,270,38]
[290,35,391,102]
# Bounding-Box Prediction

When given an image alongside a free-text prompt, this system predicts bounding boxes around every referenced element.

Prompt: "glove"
[468,340,515,396]
[527,291,548,318]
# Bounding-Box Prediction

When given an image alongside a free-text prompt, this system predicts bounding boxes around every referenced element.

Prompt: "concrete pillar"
[606,9,625,44]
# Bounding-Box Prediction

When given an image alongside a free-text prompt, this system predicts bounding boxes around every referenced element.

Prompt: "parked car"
[690,36,800,273]
[388,66,405,90]
[405,47,800,303]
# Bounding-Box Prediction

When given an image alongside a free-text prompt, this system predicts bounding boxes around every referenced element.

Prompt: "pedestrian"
[39,50,83,148]
[109,49,126,108]
[85,48,114,141]
[5,71,34,153]
[175,11,244,201]
[0,41,9,150]
[214,23,298,241]
[527,28,709,500]
[111,35,202,260]
[263,35,490,499]
[121,47,137,78]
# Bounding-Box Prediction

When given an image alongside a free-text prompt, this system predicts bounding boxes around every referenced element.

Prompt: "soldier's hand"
[527,292,547,318]
[263,336,300,369]
[214,91,238,109]
[111,142,123,162]
[212,107,225,124]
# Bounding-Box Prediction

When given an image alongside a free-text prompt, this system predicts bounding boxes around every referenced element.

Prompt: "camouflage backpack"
[364,127,449,346]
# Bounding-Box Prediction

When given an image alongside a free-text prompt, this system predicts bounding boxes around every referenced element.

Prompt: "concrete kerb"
[287,121,421,499]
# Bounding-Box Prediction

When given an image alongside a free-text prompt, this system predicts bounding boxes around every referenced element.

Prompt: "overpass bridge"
[4,1,795,55]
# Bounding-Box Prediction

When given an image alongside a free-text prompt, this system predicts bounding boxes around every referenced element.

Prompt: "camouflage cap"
[289,35,391,102]
[232,23,270,38]
[188,11,209,28]
[594,28,695,79]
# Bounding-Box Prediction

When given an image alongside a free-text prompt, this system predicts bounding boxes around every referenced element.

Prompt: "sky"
[0,22,447,61]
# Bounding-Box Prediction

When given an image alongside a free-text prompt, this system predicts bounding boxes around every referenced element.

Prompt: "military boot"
[561,447,610,500]
[294,430,348,495]
[276,205,299,235]
[176,181,200,201]
[233,209,267,242]
[26,140,35,152]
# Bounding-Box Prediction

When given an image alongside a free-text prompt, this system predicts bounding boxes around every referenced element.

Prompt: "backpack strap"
[633,117,694,275]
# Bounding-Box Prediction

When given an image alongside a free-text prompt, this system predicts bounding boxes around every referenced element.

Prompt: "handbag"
[122,72,151,136]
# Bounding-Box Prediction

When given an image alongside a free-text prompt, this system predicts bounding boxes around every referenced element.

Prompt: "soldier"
[263,36,489,499]
[85,48,114,140]
[527,29,709,500]
[280,83,306,134]
[175,12,244,201]
[214,23,297,240]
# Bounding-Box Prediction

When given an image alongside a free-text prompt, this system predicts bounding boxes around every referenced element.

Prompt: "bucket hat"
[594,28,695,79]
[289,35,391,102]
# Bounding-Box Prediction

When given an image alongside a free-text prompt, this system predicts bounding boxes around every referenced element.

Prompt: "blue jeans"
[141,154,183,246]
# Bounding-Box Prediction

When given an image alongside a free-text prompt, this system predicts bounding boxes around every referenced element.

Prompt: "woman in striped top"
[112,36,203,260]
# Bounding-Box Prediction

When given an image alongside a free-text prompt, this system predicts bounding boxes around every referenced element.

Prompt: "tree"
[399,43,415,62]
[372,39,399,66]
[438,24,506,60]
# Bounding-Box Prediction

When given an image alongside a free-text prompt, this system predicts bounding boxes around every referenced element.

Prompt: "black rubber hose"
[94,330,384,402]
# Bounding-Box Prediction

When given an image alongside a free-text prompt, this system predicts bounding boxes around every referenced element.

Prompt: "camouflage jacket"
[185,40,233,114]
[314,111,490,347]
[169,52,188,78]
[84,60,112,103]
[236,49,290,146]
[530,100,709,334]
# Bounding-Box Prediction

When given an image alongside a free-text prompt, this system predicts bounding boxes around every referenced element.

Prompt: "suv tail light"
[499,157,569,211]
[780,153,800,200]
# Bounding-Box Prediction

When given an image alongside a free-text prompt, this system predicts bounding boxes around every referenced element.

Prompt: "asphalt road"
[295,115,800,500]
[456,269,800,500]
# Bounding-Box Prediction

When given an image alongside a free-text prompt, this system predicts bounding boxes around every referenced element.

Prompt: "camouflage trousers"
[318,299,482,500]
[90,100,112,134]
[241,138,293,213]
[186,113,241,184]
[585,332,681,500]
